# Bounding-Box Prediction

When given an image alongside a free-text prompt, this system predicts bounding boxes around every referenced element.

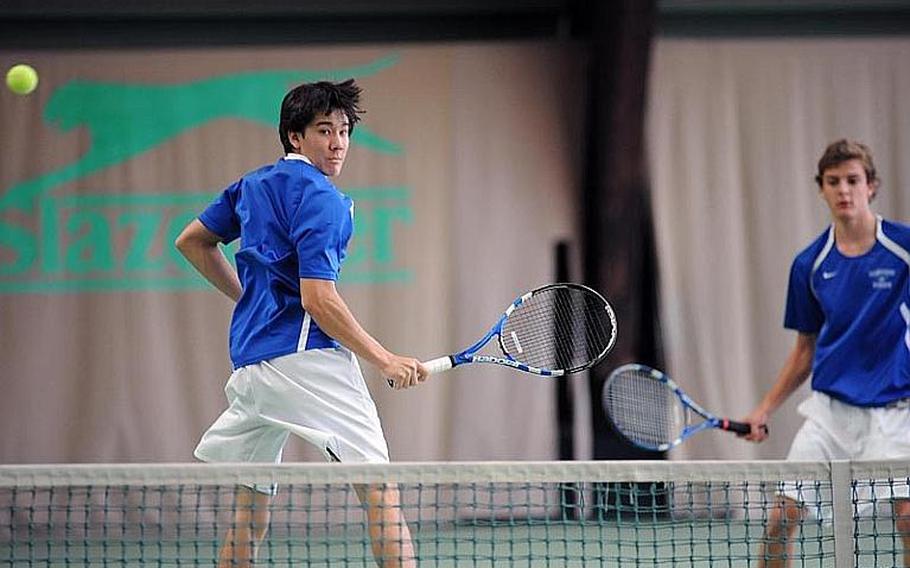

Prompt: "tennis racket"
[602,363,765,452]
[394,283,616,385]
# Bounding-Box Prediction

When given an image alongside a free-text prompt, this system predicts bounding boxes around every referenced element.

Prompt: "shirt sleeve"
[199,179,242,244]
[290,184,345,281]
[783,256,823,333]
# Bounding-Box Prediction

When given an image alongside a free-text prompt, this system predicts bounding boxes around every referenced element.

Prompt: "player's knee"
[766,500,802,538]
[897,517,910,539]
[894,501,910,537]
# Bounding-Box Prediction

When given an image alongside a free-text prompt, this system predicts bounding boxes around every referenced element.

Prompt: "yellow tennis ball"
[6,64,39,95]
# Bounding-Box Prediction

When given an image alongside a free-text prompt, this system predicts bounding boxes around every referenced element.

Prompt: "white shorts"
[780,391,910,517]
[195,348,390,482]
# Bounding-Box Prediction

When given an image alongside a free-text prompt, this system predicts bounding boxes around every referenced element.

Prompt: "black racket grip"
[721,419,768,436]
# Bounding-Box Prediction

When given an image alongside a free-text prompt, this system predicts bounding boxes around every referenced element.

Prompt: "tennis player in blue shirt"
[176,79,427,568]
[743,140,910,567]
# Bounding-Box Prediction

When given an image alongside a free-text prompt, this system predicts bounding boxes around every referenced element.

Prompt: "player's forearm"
[176,239,242,302]
[302,285,393,369]
[757,373,806,417]
[191,249,242,302]
[757,336,814,416]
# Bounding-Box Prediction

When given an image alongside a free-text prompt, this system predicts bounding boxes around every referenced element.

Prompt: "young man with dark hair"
[743,139,910,567]
[176,79,427,567]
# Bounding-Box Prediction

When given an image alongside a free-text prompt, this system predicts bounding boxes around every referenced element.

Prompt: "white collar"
[285,153,313,165]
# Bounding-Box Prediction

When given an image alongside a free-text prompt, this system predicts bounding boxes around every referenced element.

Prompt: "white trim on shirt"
[298,312,312,352]
[285,153,314,165]
[878,215,910,268]
[810,226,836,301]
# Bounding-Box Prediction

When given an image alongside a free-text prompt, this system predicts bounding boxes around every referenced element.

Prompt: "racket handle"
[721,419,769,436]
[422,356,454,375]
[386,356,454,388]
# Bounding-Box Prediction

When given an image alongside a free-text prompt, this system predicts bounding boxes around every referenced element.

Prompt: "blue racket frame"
[604,363,756,452]
[448,291,559,376]
[418,283,617,379]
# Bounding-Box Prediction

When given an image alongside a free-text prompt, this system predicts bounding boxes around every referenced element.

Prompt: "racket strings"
[602,369,686,448]
[500,286,615,372]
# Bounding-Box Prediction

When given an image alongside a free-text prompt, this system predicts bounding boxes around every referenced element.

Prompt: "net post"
[831,460,854,568]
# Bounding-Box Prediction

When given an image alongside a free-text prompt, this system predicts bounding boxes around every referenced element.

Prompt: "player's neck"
[833,211,877,257]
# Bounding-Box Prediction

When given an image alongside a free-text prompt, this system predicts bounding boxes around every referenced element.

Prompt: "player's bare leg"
[759,496,803,568]
[219,486,271,568]
[894,498,910,567]
[355,483,417,567]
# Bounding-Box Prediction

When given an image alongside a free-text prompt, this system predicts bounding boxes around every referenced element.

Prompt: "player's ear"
[288,131,304,150]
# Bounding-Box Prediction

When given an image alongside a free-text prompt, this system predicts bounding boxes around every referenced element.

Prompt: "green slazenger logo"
[0,55,413,293]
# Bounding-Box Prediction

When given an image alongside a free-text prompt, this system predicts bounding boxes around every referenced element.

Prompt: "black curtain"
[580,0,664,463]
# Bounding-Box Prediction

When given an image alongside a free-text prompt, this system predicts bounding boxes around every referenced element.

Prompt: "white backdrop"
[0,43,587,464]
[5,37,910,465]
[647,37,910,460]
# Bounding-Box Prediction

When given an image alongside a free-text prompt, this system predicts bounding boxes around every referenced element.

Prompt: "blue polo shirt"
[784,217,910,406]
[199,155,354,368]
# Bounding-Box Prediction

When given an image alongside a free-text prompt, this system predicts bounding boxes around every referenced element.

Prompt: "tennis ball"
[6,64,38,95]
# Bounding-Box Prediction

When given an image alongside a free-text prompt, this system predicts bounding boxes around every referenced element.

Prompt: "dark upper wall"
[0,0,908,49]
[0,1,570,49]
[658,0,910,37]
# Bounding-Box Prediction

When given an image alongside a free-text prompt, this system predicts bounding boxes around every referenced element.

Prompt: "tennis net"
[1,459,908,566]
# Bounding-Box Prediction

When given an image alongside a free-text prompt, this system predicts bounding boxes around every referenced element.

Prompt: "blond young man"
[743,140,910,567]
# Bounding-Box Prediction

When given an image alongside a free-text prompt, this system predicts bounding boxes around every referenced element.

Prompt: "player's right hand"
[740,409,770,443]
[383,355,430,390]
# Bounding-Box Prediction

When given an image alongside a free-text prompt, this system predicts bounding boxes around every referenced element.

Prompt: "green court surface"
[2,518,903,566]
